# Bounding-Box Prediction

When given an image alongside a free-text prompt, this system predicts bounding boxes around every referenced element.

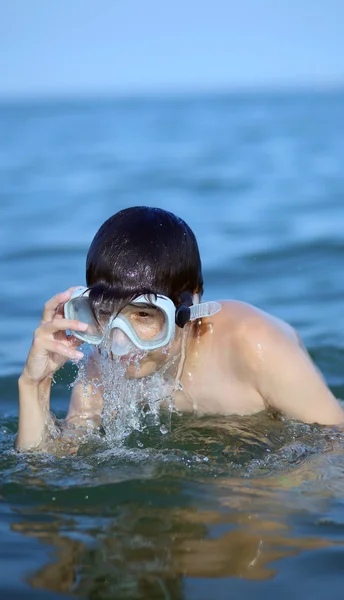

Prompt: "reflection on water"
[3,412,344,598]
[14,503,339,598]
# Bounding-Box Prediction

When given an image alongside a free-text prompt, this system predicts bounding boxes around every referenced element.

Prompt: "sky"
[0,0,343,98]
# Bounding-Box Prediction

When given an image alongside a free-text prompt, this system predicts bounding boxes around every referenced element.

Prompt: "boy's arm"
[17,352,103,452]
[252,324,344,425]
[16,375,56,451]
[16,287,88,452]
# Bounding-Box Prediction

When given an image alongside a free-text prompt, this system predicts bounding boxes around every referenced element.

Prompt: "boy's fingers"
[42,318,89,334]
[45,340,84,361]
[41,287,82,323]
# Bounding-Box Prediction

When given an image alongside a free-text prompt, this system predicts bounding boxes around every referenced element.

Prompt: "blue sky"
[1,0,343,97]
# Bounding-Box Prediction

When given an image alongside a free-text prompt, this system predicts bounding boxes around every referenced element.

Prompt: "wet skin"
[66,300,344,429]
[17,290,344,451]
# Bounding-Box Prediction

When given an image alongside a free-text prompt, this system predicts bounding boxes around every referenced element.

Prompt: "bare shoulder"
[212,299,300,348]
[207,299,304,387]
[209,300,344,425]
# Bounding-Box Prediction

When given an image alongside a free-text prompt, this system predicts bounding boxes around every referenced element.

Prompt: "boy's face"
[67,290,192,379]
[116,325,185,379]
[95,295,187,377]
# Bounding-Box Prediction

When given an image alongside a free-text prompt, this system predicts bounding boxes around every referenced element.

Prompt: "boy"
[17,207,344,451]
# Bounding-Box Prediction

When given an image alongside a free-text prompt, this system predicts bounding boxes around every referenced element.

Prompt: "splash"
[73,326,188,445]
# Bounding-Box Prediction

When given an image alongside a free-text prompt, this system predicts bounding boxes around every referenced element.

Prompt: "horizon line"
[0,82,344,104]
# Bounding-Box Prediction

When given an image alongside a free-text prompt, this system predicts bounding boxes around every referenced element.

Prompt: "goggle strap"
[189,301,222,321]
[175,301,222,328]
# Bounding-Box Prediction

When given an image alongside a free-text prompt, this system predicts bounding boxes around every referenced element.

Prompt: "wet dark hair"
[86,207,203,318]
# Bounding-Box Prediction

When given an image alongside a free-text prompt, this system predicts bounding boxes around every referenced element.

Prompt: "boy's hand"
[21,287,88,385]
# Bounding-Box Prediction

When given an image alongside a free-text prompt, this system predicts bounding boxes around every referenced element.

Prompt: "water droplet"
[160,425,168,435]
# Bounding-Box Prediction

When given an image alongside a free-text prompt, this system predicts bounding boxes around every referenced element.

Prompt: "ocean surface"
[1,91,344,599]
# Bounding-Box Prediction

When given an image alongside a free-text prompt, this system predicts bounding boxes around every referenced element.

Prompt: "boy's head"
[85,207,204,377]
[86,206,203,308]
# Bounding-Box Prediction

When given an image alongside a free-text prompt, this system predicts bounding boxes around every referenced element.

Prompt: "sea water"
[1,91,344,599]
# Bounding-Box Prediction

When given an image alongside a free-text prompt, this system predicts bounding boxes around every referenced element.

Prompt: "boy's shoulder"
[209,299,299,353]
[199,300,303,407]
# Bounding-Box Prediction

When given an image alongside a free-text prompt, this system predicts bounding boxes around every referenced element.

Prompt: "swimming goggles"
[64,287,221,355]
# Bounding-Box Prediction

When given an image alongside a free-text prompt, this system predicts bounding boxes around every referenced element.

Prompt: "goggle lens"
[66,296,168,346]
[120,303,167,342]
[67,296,102,342]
